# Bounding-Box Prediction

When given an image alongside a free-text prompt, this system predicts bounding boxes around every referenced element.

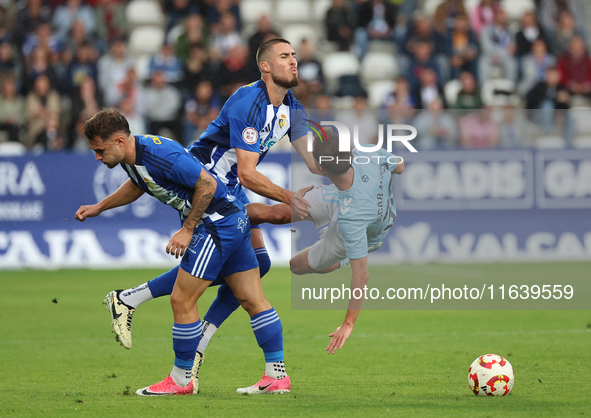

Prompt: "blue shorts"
[231,183,260,230]
[180,210,259,280]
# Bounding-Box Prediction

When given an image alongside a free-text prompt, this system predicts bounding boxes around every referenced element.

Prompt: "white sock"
[266,361,286,379]
[119,283,153,309]
[170,365,192,387]
[196,321,217,353]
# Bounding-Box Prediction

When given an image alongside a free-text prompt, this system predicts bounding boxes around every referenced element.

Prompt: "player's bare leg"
[290,248,340,275]
[225,268,291,394]
[137,269,210,396]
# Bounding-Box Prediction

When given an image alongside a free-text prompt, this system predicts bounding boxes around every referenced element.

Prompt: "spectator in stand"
[526,66,570,109]
[455,71,484,111]
[248,15,279,59]
[478,8,517,83]
[412,67,446,109]
[144,70,183,143]
[184,80,221,145]
[94,0,128,45]
[495,107,534,148]
[164,0,199,34]
[297,39,324,96]
[519,39,555,95]
[0,40,21,83]
[459,108,499,149]
[174,14,207,62]
[558,36,591,97]
[210,11,242,60]
[469,0,498,35]
[382,76,416,109]
[61,20,100,60]
[412,99,458,149]
[540,0,584,34]
[148,43,183,84]
[118,95,146,136]
[22,22,60,59]
[445,13,479,80]
[515,11,551,59]
[52,0,96,43]
[22,46,59,94]
[406,40,442,92]
[64,41,98,96]
[433,0,466,35]
[391,0,419,46]
[353,0,398,58]
[217,44,258,100]
[204,0,241,30]
[325,0,356,51]
[181,43,215,97]
[12,0,52,48]
[98,37,134,107]
[551,10,586,56]
[26,74,61,149]
[399,15,447,81]
[67,75,102,148]
[309,94,335,123]
[526,66,574,141]
[0,76,26,143]
[115,68,145,123]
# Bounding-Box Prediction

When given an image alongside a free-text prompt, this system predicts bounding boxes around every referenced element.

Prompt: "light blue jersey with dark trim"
[121,135,242,224]
[188,79,307,190]
[337,148,399,260]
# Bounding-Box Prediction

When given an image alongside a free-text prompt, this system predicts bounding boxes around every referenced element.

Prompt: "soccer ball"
[468,354,514,396]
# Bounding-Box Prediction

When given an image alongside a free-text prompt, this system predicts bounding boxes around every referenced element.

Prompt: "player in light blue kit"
[290,127,405,353]
[75,109,291,395]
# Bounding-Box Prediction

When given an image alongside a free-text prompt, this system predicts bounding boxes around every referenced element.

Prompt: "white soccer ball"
[468,354,514,396]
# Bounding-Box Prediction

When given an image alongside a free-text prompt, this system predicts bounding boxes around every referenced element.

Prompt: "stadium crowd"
[0,0,589,152]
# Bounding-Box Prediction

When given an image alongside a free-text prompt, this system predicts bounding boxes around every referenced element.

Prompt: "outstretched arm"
[291,134,322,175]
[75,179,144,221]
[326,256,369,354]
[167,168,217,259]
[236,147,293,204]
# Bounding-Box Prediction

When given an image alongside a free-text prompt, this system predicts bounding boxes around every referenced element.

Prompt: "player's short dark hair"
[84,108,131,141]
[256,37,291,74]
[312,126,352,175]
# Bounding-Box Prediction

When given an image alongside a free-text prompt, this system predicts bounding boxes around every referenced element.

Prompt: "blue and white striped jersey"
[188,79,307,190]
[121,135,242,223]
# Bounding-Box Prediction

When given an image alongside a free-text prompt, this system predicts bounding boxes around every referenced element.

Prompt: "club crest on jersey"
[278,114,287,130]
[242,127,258,145]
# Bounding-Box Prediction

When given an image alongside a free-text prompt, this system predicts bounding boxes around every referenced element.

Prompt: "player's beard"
[272,72,299,88]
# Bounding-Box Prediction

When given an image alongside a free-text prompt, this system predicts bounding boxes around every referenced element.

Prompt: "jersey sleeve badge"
[242,127,258,145]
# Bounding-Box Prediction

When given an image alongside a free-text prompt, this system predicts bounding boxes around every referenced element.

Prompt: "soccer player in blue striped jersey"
[75,109,290,395]
[101,38,318,376]
[290,127,405,354]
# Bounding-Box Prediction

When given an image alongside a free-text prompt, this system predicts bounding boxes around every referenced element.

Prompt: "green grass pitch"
[1,263,590,417]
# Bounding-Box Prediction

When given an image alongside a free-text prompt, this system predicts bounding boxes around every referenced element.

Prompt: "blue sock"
[254,247,271,278]
[147,266,179,298]
[203,247,271,327]
[172,320,202,364]
[171,320,202,387]
[250,308,283,362]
